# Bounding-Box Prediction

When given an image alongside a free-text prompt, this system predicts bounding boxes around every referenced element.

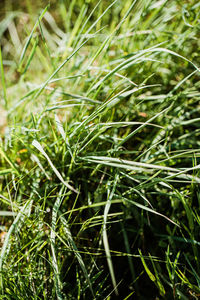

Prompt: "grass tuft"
[0,0,200,298]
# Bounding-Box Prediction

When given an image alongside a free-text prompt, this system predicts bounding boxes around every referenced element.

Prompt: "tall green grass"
[0,0,200,298]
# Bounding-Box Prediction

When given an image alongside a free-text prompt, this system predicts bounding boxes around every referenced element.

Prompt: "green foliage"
[0,0,200,298]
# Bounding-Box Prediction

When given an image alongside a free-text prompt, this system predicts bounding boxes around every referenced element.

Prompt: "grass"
[0,0,200,298]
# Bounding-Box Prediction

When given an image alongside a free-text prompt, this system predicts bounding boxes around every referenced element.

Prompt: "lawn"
[0,0,200,299]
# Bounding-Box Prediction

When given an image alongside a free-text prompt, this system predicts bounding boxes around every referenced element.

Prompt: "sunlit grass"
[0,0,200,299]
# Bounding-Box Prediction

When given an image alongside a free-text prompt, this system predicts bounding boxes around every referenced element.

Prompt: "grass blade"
[103,174,119,296]
[32,140,78,193]
[18,5,49,70]
[0,47,7,108]
[50,187,65,300]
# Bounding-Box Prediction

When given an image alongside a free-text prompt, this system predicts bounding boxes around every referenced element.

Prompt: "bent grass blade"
[32,140,78,193]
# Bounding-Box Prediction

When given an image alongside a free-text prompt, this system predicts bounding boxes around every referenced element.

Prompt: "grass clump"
[0,0,200,299]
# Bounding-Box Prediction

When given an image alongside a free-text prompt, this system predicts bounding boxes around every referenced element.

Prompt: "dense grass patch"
[0,0,200,299]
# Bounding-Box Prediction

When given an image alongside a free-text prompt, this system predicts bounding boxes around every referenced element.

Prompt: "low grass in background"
[0,0,200,299]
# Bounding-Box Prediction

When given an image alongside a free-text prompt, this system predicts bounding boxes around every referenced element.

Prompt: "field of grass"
[0,0,200,299]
